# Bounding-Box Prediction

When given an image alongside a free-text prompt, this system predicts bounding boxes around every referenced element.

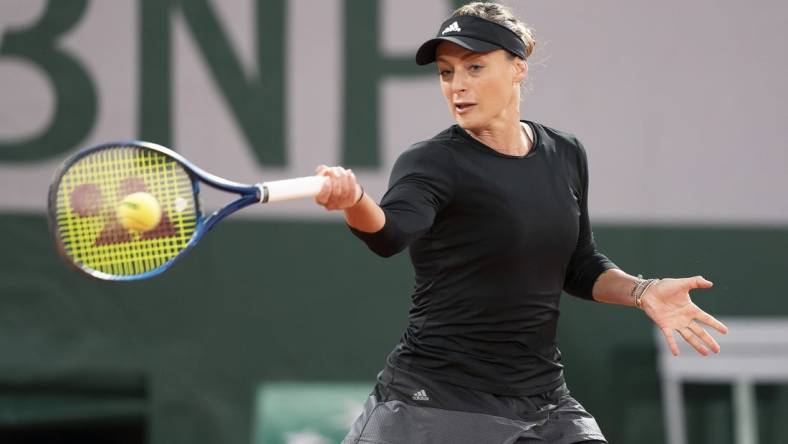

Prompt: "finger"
[343,169,356,202]
[315,164,329,175]
[348,170,361,202]
[696,310,729,334]
[339,168,353,204]
[688,322,721,353]
[342,168,353,202]
[315,176,332,205]
[662,328,680,356]
[686,275,713,290]
[331,167,346,202]
[331,167,349,210]
[678,326,709,356]
[318,167,339,209]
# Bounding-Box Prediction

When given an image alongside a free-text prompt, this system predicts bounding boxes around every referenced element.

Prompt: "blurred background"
[1,0,786,443]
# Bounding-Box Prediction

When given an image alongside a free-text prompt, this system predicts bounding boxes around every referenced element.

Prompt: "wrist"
[351,184,364,208]
[631,276,659,309]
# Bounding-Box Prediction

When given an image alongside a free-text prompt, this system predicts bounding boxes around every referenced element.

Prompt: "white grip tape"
[260,176,327,203]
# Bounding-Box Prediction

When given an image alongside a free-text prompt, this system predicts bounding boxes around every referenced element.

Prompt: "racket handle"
[258,176,327,203]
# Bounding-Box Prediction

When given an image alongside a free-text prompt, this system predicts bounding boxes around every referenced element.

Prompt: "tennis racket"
[47,140,326,281]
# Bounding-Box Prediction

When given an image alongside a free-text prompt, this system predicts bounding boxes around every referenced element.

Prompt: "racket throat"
[255,183,270,203]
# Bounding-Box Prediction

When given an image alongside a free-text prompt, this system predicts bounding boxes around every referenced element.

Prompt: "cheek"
[475,79,502,108]
[440,81,453,103]
[485,78,513,107]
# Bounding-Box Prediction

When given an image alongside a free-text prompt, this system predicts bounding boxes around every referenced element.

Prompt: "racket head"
[48,141,203,281]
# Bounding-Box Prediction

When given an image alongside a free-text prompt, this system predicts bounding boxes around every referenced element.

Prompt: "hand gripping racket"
[47,140,326,281]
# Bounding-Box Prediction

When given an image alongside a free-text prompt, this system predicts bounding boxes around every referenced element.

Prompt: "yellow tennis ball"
[116,192,162,232]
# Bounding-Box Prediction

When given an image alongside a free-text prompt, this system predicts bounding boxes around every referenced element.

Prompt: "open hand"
[641,276,728,356]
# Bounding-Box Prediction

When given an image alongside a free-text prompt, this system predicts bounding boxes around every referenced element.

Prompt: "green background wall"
[1,215,786,443]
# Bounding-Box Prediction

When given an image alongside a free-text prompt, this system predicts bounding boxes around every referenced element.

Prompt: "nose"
[450,70,468,94]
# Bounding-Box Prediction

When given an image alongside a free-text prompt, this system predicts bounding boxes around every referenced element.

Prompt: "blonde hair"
[452,2,536,60]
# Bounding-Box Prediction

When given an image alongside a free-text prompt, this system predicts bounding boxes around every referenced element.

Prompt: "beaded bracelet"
[631,275,659,309]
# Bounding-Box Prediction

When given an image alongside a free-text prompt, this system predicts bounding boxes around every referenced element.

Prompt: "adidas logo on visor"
[441,21,461,35]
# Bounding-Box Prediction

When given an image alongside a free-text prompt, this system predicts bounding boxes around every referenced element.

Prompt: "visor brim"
[415,36,502,65]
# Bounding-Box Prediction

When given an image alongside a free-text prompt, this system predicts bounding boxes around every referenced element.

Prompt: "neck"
[465,117,531,157]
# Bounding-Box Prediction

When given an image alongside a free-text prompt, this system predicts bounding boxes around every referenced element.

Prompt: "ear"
[513,58,528,84]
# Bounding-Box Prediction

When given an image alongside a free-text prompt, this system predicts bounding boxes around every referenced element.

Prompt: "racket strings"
[54,146,198,277]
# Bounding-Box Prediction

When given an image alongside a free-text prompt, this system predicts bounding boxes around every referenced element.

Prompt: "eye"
[469,64,484,72]
[438,69,452,77]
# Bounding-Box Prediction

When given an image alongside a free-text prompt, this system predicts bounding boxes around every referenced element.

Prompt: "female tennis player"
[315,3,728,443]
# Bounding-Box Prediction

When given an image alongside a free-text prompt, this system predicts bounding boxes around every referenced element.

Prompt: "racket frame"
[48,140,262,281]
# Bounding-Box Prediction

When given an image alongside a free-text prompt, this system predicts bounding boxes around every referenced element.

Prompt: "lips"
[454,102,476,114]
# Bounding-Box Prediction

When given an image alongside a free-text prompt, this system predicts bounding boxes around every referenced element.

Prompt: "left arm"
[563,139,728,356]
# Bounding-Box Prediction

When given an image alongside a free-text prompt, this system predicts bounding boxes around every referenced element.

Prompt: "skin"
[314,41,727,357]
[435,42,530,156]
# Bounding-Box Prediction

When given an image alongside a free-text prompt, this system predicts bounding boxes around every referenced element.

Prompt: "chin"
[455,115,483,132]
[454,117,485,131]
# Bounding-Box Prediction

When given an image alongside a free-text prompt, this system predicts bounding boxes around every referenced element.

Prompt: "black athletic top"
[350,121,617,396]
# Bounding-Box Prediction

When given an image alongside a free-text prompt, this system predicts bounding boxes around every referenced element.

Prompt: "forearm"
[344,192,385,233]
[591,268,642,307]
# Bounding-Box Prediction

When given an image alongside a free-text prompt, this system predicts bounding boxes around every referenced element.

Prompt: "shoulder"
[388,127,459,185]
[530,121,589,167]
[396,126,458,167]
[410,126,458,152]
[531,122,585,154]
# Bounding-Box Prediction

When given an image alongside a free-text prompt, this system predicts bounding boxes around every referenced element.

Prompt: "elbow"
[562,281,594,301]
[351,229,408,257]
[367,241,407,258]
[351,215,416,258]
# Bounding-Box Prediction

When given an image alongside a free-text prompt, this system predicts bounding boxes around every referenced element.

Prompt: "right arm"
[314,144,456,257]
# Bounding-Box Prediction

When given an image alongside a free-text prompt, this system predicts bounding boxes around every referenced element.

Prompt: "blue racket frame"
[48,140,263,282]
